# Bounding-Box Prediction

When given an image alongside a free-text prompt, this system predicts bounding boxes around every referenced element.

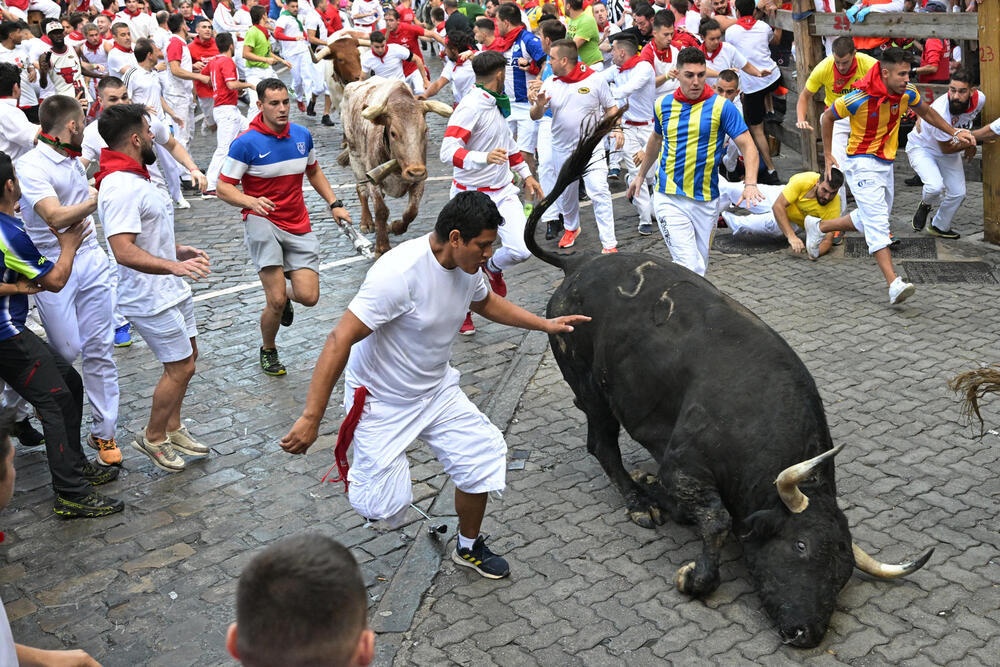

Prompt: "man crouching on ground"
[281,192,589,579]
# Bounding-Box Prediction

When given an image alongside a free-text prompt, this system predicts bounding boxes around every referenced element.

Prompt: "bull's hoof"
[389,219,407,235]
[630,469,659,487]
[374,245,390,257]
[675,561,697,593]
[336,149,350,167]
[627,505,664,529]
[359,221,374,234]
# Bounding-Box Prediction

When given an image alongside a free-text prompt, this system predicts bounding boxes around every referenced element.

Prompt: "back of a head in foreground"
[232,534,371,667]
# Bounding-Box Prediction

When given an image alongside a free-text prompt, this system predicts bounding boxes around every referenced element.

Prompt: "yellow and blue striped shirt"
[653,93,749,202]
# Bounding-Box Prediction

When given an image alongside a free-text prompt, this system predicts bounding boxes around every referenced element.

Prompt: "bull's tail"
[949,365,1000,430]
[524,106,627,271]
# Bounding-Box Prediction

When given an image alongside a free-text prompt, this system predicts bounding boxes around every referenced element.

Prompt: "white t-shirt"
[361,44,410,80]
[164,34,194,95]
[24,38,54,100]
[351,0,383,27]
[82,117,172,190]
[107,45,138,75]
[345,233,489,403]
[46,46,88,100]
[907,90,986,156]
[99,170,190,317]
[0,593,17,667]
[704,41,748,87]
[441,57,475,104]
[124,65,164,117]
[303,8,328,44]
[275,12,309,56]
[540,69,616,152]
[0,98,38,160]
[0,44,37,108]
[990,115,1000,137]
[724,21,780,94]
[603,59,656,124]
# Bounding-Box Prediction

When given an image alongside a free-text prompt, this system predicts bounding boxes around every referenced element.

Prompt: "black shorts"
[742,76,784,126]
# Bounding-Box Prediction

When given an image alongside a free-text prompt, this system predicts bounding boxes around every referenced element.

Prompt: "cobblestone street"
[2,66,998,665]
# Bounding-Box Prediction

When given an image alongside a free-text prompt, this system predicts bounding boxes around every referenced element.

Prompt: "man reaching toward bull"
[280,192,589,580]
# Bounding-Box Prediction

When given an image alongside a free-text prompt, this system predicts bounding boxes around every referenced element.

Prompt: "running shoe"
[82,459,120,485]
[484,265,507,297]
[281,300,294,327]
[201,190,217,200]
[831,230,844,246]
[888,276,916,305]
[8,417,44,447]
[452,535,510,579]
[889,232,900,247]
[167,426,210,457]
[306,98,316,116]
[523,202,533,218]
[804,216,823,259]
[321,114,335,126]
[904,174,923,187]
[558,228,580,248]
[912,202,931,231]
[131,435,186,472]
[88,434,123,466]
[53,491,124,518]
[602,246,618,254]
[174,197,191,210]
[114,323,132,348]
[637,223,654,236]
[297,100,306,112]
[927,224,960,239]
[759,169,781,186]
[459,312,475,336]
[608,168,621,180]
[260,347,287,376]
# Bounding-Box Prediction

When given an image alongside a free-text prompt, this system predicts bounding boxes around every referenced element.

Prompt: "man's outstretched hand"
[544,315,591,334]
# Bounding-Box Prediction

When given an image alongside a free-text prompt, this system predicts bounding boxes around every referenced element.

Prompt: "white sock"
[457,533,476,551]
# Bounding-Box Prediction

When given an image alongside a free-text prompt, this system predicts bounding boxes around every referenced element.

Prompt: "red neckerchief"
[486,25,524,53]
[454,45,477,65]
[554,61,593,83]
[618,53,643,72]
[249,113,290,138]
[94,149,149,189]
[196,36,214,48]
[701,41,722,61]
[38,132,83,159]
[100,9,116,18]
[85,40,102,53]
[832,56,859,94]
[646,42,672,63]
[68,30,84,41]
[674,87,714,104]
[964,89,979,115]
[735,16,757,29]
[123,7,141,17]
[855,62,903,106]
[254,24,271,40]
[113,42,132,53]
[41,35,52,45]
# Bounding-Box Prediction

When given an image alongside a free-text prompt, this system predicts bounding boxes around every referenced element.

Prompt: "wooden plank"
[810,11,978,40]
[778,67,951,106]
[980,2,1000,245]
[791,0,823,171]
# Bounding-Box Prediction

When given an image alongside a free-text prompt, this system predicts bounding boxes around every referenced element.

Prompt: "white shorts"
[346,382,507,527]
[844,156,894,254]
[129,296,197,363]
[507,102,538,154]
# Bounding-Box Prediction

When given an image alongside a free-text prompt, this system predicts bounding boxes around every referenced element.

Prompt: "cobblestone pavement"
[2,61,999,665]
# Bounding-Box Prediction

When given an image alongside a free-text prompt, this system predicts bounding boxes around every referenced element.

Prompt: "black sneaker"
[281,300,294,327]
[260,347,287,376]
[53,491,124,518]
[904,174,923,187]
[759,169,782,186]
[321,114,335,127]
[545,214,564,241]
[82,459,119,486]
[912,202,931,231]
[452,535,510,579]
[927,224,960,239]
[306,98,317,116]
[9,417,44,447]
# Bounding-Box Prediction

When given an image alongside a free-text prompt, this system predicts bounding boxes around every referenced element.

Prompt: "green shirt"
[567,9,602,66]
[458,1,485,19]
[244,25,272,68]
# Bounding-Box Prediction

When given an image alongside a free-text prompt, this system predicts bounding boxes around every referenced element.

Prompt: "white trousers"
[832,117,851,215]
[33,246,119,440]
[623,124,653,226]
[206,105,247,190]
[718,179,784,235]
[164,90,194,150]
[553,144,617,249]
[155,141,182,203]
[245,66,276,121]
[405,69,425,96]
[844,156,894,254]
[653,191,720,276]
[198,96,216,129]
[449,182,530,271]
[906,143,966,231]
[346,382,507,528]
[535,117,559,224]
[286,49,325,100]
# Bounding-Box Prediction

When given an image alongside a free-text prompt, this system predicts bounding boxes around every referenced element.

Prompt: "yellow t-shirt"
[782,172,841,226]
[805,52,878,108]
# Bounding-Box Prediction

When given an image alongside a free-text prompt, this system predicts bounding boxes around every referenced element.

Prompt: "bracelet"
[329,199,345,210]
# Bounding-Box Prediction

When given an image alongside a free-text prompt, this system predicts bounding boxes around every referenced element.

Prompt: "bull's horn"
[315,45,330,60]
[852,543,934,579]
[366,159,399,184]
[773,443,844,513]
[361,100,388,121]
[422,100,454,118]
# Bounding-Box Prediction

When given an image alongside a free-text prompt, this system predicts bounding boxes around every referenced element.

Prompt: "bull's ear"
[422,100,454,118]
[739,508,786,542]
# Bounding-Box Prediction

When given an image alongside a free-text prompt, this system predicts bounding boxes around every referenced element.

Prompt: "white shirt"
[724,21,780,94]
[275,11,309,56]
[24,38,53,100]
[99,170,190,317]
[351,0,383,27]
[361,44,410,80]
[0,593,17,667]
[302,8,328,45]
[233,8,253,38]
[107,45,138,75]
[345,233,489,403]
[80,39,110,69]
[540,69,617,152]
[644,44,681,97]
[213,3,242,36]
[704,41,748,87]
[17,143,99,259]
[0,43,38,107]
[440,86,530,188]
[152,26,172,54]
[45,46,88,100]
[441,56,475,105]
[0,98,38,160]
[82,117,172,190]
[603,59,655,124]
[164,34,193,95]
[114,10,158,41]
[990,116,1000,137]
[907,91,986,156]
[124,65,163,117]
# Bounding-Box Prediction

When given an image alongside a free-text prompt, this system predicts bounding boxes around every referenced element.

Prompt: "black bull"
[522,111,933,648]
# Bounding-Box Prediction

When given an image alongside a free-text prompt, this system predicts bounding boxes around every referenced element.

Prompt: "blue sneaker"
[114,323,132,348]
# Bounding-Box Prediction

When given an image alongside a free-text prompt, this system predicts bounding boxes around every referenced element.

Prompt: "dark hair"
[496,2,523,25]
[821,167,844,191]
[111,21,130,36]
[474,16,495,31]
[447,30,475,53]
[369,31,386,44]
[256,77,288,101]
[632,1,656,20]
[831,35,855,57]
[235,535,367,667]
[652,9,675,29]
[156,10,168,24]
[0,21,20,42]
[879,46,911,67]
[718,68,739,85]
[431,7,445,21]
[540,16,566,42]
[670,0,689,12]
[472,49,505,78]
[38,95,82,133]
[0,151,14,198]
[251,5,268,24]
[698,17,720,37]
[444,0,458,7]
[192,16,210,28]
[735,0,755,17]
[168,12,185,32]
[134,37,155,62]
[97,103,148,148]
[950,68,972,85]
[676,45,706,68]
[567,0,584,10]
[550,38,578,61]
[384,8,399,19]
[68,12,86,29]
[98,75,125,93]
[0,62,19,98]
[216,31,234,52]
[435,191,503,242]
[82,22,98,34]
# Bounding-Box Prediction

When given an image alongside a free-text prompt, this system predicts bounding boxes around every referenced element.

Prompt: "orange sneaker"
[459,312,475,335]
[88,434,123,466]
[558,228,580,248]
[601,247,618,254]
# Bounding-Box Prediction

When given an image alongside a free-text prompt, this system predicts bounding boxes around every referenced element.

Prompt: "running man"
[217,78,352,377]
[814,47,974,305]
[630,46,762,277]
[280,192,589,580]
[203,32,253,197]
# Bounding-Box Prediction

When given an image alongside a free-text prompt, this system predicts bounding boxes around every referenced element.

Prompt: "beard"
[949,98,966,116]
[140,143,157,166]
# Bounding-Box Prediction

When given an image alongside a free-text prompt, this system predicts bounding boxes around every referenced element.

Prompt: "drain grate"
[845,236,938,259]
[902,260,997,284]
[712,233,789,255]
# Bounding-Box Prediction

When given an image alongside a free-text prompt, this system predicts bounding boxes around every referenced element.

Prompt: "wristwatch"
[329,199,345,210]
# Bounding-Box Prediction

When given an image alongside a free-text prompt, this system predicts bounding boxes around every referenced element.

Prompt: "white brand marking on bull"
[617,261,659,299]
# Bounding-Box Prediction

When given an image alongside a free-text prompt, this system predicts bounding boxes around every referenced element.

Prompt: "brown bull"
[314,33,364,113]
[338,77,452,254]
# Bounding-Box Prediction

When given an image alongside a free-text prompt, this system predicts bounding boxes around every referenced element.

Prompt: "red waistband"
[625,119,650,126]
[453,180,508,192]
[321,385,369,492]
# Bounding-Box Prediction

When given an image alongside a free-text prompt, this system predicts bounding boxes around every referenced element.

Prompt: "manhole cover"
[902,260,997,284]
[712,233,789,254]
[845,236,937,259]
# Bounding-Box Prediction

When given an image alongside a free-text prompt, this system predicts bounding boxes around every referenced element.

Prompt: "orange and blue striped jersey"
[832,84,921,163]
[653,93,749,201]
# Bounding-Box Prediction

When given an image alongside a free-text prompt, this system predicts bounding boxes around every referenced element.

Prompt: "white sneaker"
[167,426,210,457]
[131,435,185,472]
[888,276,916,305]
[804,216,823,259]
[174,197,190,210]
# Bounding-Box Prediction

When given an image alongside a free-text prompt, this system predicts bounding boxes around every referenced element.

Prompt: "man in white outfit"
[16,95,122,466]
[203,33,253,195]
[360,31,412,82]
[350,0,383,32]
[280,191,589,580]
[106,22,138,75]
[115,0,157,41]
[275,0,326,111]
[532,39,620,252]
[164,13,209,195]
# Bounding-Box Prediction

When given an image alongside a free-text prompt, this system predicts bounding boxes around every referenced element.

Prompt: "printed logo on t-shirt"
[296,141,306,155]
[577,87,590,94]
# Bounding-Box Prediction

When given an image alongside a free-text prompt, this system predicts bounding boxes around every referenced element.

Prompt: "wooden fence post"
[980,2,1000,245]
[792,0,824,172]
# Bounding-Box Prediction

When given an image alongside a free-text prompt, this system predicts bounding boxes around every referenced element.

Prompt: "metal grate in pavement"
[845,236,938,259]
[712,232,789,254]
[902,260,998,284]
